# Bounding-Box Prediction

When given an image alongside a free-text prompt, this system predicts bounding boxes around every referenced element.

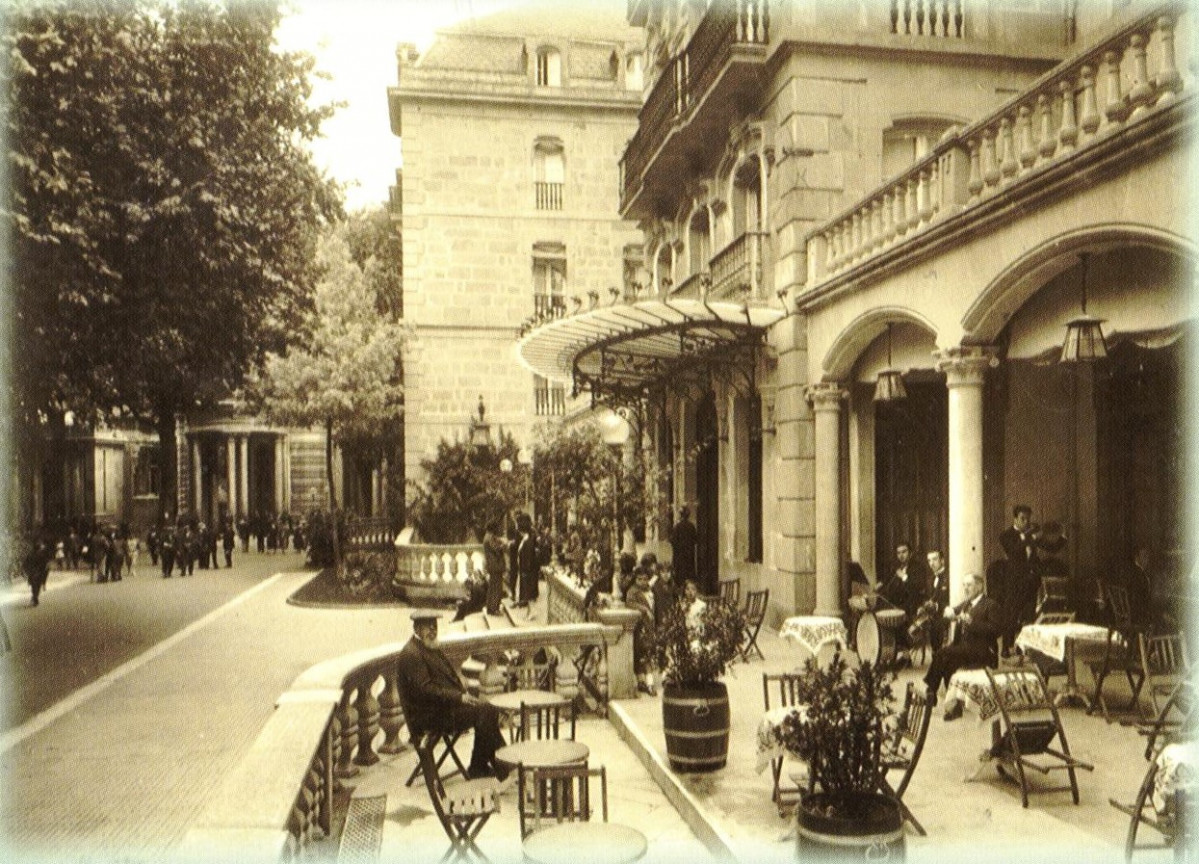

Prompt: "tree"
[250,228,407,567]
[406,430,528,545]
[4,0,341,513]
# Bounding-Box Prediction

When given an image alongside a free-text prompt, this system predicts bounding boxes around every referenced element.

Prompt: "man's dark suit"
[924,567,951,649]
[923,593,1003,695]
[395,635,505,778]
[1000,526,1042,647]
[670,517,697,585]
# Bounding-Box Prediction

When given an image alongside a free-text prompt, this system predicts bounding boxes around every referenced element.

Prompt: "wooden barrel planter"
[796,792,905,861]
[661,681,730,772]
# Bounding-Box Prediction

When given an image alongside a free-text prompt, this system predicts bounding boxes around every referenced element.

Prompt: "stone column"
[274,436,285,513]
[190,438,202,518]
[226,436,237,518]
[935,346,998,604]
[238,436,249,517]
[806,382,846,617]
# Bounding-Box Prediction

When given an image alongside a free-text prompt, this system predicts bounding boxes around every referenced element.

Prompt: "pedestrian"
[65,526,81,570]
[237,512,250,554]
[160,525,176,578]
[515,512,538,616]
[146,526,160,567]
[89,524,108,583]
[24,536,52,606]
[482,520,507,616]
[671,505,698,589]
[222,518,235,568]
[177,524,195,576]
[105,528,125,581]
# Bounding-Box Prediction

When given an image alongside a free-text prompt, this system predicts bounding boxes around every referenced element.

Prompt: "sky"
[275,0,519,212]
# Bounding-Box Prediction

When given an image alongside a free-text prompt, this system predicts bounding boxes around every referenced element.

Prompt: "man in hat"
[395,610,508,780]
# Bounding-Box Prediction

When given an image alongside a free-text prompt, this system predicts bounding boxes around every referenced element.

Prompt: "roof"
[440,0,640,43]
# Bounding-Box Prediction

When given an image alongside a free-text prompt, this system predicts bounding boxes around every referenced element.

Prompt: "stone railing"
[806,4,1190,284]
[178,622,624,863]
[889,0,966,39]
[710,230,770,299]
[344,517,396,551]
[546,569,640,700]
[393,541,482,604]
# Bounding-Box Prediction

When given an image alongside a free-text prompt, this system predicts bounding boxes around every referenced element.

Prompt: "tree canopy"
[4,0,341,505]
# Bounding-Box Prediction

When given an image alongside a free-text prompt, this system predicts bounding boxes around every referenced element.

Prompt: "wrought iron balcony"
[620,0,770,219]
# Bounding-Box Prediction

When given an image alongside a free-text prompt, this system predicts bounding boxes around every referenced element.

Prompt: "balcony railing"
[535,385,566,416]
[806,5,1189,285]
[535,181,563,210]
[534,293,567,317]
[620,0,770,213]
[710,230,770,299]
[890,0,965,38]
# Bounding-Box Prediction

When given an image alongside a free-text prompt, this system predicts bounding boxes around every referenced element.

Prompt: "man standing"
[999,504,1041,653]
[395,611,507,781]
[670,506,697,587]
[923,572,1003,719]
[24,536,52,607]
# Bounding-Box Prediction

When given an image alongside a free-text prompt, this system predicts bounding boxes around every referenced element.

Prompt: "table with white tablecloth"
[779,616,848,666]
[1015,622,1113,709]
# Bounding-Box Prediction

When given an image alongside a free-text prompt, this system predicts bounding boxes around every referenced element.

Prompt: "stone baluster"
[893,183,907,236]
[443,552,456,582]
[1017,104,1036,170]
[918,167,934,222]
[851,211,863,260]
[353,679,381,767]
[1058,79,1079,150]
[457,551,472,583]
[1079,65,1101,137]
[966,136,983,198]
[999,117,1018,180]
[1103,48,1126,127]
[981,127,1000,189]
[906,175,920,230]
[477,652,508,696]
[336,693,359,778]
[330,714,346,792]
[872,199,885,250]
[1155,15,1182,104]
[929,158,942,215]
[1037,93,1057,160]
[1127,31,1155,118]
[554,646,580,701]
[376,669,405,754]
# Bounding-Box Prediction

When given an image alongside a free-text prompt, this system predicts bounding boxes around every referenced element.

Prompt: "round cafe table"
[522,821,647,864]
[494,738,590,773]
[487,690,571,742]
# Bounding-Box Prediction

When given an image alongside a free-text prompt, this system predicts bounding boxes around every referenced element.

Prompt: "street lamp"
[470,394,491,448]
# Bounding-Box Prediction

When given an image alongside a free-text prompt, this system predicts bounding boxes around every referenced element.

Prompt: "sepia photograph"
[1,0,1195,862]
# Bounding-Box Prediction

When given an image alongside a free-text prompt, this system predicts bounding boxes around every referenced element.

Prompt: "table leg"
[1053,638,1093,710]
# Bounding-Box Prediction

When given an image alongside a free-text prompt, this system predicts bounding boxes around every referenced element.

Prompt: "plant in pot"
[654,597,746,772]
[776,651,903,859]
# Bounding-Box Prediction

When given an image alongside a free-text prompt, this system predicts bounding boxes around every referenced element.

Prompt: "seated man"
[396,610,508,780]
[923,572,1003,721]
[878,543,926,666]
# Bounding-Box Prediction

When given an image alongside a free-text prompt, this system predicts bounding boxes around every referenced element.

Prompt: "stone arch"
[821,306,939,381]
[963,224,1195,345]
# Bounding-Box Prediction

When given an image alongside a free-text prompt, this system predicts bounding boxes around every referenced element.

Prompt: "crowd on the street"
[6,510,313,607]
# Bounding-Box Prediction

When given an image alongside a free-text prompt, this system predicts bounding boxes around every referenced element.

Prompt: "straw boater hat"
[410,610,443,623]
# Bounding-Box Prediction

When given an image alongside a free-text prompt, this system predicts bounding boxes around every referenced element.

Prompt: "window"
[882,118,959,178]
[533,242,566,317]
[536,47,561,86]
[625,51,644,91]
[534,374,566,416]
[533,138,564,210]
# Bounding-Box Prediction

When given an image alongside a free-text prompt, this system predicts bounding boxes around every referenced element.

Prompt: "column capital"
[804,381,847,410]
[935,345,1000,387]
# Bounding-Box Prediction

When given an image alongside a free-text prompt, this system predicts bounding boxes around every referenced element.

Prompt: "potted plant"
[776,651,903,859]
[655,596,746,772]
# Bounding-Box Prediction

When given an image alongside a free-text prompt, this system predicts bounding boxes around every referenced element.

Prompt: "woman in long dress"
[625,567,658,695]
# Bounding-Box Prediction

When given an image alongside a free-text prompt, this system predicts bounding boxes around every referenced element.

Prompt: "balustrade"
[710,231,769,299]
[808,5,1189,284]
[534,181,563,210]
[181,624,624,862]
[890,0,965,38]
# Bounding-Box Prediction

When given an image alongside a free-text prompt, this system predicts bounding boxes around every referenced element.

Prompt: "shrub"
[655,598,746,687]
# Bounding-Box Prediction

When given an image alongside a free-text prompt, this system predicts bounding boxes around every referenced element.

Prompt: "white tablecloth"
[1153,741,1199,816]
[779,616,848,657]
[1015,622,1112,663]
[755,705,808,774]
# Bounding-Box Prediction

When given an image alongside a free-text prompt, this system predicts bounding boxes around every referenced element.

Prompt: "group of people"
[149,517,238,578]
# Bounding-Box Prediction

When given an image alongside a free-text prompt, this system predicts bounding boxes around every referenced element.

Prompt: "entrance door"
[695,394,720,595]
[874,379,948,571]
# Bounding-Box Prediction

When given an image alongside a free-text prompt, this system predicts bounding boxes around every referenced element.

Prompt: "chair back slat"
[719,578,742,608]
[762,671,804,711]
[517,764,607,838]
[519,700,576,741]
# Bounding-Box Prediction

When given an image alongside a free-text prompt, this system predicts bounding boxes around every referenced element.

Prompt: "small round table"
[487,690,571,742]
[494,739,590,773]
[522,822,647,864]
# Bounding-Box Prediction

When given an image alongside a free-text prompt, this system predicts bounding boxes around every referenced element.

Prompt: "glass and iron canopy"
[516,299,785,408]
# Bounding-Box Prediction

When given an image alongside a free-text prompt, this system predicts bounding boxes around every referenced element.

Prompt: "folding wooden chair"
[719,577,741,609]
[740,589,769,662]
[1137,632,1190,719]
[1036,576,1070,617]
[506,658,553,692]
[518,699,576,742]
[413,731,502,862]
[517,763,607,840]
[404,725,469,789]
[1110,754,1188,862]
[876,682,932,836]
[1090,583,1148,722]
[983,667,1094,808]
[1134,677,1194,761]
[762,672,807,815]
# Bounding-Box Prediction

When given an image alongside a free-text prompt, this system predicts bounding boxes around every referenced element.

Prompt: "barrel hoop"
[663,728,730,739]
[667,753,727,765]
[796,824,904,847]
[663,696,729,707]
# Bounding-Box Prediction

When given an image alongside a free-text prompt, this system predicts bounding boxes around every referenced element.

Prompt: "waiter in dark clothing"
[999,504,1041,653]
[395,611,507,781]
[670,506,697,587]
